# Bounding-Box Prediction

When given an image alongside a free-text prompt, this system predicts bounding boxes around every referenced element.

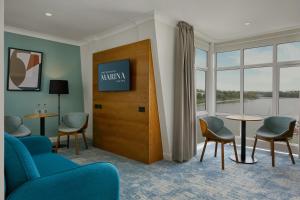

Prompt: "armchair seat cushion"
[33,153,79,177]
[216,127,235,140]
[58,124,81,133]
[256,126,277,138]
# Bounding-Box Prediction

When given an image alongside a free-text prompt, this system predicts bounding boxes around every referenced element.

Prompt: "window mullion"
[273,44,279,116]
[240,49,244,116]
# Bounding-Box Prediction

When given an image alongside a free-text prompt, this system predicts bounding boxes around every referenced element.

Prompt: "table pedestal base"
[230,154,257,164]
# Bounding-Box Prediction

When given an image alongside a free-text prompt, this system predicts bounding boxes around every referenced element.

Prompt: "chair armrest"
[7,162,120,200]
[19,136,52,155]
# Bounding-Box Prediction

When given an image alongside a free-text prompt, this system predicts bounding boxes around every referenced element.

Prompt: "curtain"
[173,21,196,162]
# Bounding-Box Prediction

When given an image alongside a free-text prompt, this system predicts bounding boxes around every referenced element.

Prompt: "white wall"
[0,0,4,198]
[80,17,175,159]
[153,19,176,159]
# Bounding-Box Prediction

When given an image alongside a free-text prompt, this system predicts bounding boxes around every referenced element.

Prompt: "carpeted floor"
[59,142,300,200]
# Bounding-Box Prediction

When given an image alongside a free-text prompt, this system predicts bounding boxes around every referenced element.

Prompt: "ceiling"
[4,0,300,43]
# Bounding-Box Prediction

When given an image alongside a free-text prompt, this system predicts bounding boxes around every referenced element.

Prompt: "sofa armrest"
[19,136,52,155]
[7,162,120,200]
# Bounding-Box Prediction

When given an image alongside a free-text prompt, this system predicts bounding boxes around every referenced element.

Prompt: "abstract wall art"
[7,48,43,91]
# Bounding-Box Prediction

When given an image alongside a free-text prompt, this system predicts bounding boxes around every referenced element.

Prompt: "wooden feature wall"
[93,39,163,164]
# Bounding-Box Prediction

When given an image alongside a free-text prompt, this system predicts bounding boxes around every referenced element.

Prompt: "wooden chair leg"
[233,140,239,162]
[82,132,88,149]
[271,140,275,167]
[221,143,225,170]
[252,136,257,158]
[74,134,79,155]
[214,142,218,157]
[56,134,61,153]
[67,135,70,149]
[286,139,295,164]
[200,138,208,162]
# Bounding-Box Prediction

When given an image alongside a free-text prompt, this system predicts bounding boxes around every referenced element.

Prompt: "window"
[278,42,300,62]
[244,67,272,115]
[195,48,207,68]
[216,70,240,114]
[196,70,206,111]
[244,46,273,65]
[217,50,240,68]
[195,48,207,112]
[216,40,300,145]
[279,67,300,117]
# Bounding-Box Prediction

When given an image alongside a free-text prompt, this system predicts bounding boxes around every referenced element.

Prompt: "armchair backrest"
[5,116,22,133]
[4,133,40,195]
[200,116,224,137]
[62,112,89,131]
[264,116,296,138]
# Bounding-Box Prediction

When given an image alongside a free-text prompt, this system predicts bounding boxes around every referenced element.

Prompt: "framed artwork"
[7,48,43,91]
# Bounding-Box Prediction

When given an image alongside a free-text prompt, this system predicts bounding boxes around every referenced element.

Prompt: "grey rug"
[59,142,300,200]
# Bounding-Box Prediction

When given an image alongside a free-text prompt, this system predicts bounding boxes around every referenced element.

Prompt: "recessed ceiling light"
[244,22,251,26]
[45,12,53,17]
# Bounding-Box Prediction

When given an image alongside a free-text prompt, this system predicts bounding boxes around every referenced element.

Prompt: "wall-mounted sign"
[98,59,130,92]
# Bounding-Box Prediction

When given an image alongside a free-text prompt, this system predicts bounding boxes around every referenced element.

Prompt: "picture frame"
[7,47,43,91]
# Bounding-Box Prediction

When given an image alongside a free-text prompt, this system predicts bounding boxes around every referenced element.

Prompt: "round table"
[226,115,264,164]
[24,113,58,136]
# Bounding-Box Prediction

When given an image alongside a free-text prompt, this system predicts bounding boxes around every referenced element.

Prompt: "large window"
[195,48,207,112]
[216,70,240,114]
[277,42,300,62]
[244,46,273,65]
[216,50,240,68]
[216,41,300,142]
[244,67,272,115]
[279,66,300,117]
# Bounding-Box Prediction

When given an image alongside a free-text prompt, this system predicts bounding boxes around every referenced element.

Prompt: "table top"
[226,115,264,122]
[24,112,58,119]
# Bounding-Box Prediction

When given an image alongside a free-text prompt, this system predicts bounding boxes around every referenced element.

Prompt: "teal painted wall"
[4,32,84,137]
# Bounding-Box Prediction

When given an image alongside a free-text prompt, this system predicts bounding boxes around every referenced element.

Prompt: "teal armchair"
[4,132,120,200]
[252,116,296,167]
[199,116,239,170]
[5,116,31,137]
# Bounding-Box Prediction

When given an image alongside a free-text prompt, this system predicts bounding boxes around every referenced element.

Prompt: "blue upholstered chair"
[4,132,119,200]
[199,116,238,170]
[56,112,89,155]
[252,116,296,167]
[4,116,31,137]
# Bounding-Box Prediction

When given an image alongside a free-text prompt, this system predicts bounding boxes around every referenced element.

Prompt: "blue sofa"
[4,133,120,200]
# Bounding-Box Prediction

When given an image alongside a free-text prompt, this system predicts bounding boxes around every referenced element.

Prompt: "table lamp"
[49,80,69,124]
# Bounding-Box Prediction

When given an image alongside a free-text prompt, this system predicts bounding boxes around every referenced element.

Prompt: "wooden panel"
[93,39,163,164]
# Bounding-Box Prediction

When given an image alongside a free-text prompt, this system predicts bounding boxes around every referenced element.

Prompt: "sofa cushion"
[33,153,79,177]
[4,133,40,194]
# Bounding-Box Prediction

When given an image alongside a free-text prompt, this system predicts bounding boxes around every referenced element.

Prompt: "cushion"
[33,153,79,177]
[58,124,81,133]
[4,133,40,194]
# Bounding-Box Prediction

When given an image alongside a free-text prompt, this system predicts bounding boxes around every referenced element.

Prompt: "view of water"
[197,98,300,144]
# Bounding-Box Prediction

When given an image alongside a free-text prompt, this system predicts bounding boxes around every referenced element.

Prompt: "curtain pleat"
[173,21,196,162]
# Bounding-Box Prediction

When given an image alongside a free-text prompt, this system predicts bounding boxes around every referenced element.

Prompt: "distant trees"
[196,89,299,105]
[279,91,300,98]
[211,90,299,103]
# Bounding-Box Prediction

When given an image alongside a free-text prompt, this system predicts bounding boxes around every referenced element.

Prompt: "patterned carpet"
[60,142,300,200]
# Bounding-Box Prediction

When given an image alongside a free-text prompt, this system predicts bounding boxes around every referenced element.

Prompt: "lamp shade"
[49,80,69,94]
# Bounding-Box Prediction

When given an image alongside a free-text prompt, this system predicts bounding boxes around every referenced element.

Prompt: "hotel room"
[1,0,300,199]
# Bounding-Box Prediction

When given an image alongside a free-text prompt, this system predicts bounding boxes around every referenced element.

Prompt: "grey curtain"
[173,21,196,162]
